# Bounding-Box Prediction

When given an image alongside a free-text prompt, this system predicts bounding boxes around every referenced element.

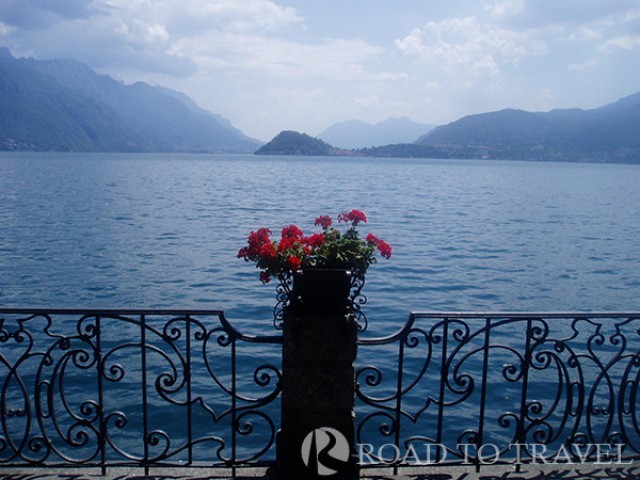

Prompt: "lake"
[2,152,640,465]
[1,152,640,336]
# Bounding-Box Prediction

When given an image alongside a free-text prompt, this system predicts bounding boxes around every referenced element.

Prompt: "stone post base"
[274,311,360,479]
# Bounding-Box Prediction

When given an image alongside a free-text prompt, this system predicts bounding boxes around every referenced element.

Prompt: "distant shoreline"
[4,150,640,167]
[253,130,640,164]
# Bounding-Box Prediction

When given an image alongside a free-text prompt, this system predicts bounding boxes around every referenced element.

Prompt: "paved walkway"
[2,464,640,480]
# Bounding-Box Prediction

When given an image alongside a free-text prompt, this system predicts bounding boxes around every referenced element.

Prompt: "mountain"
[255,130,338,156]
[258,93,640,163]
[317,117,435,149]
[416,93,640,163]
[0,48,261,153]
[255,130,444,159]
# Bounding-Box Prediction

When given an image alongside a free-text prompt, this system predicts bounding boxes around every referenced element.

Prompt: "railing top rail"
[409,311,640,318]
[0,308,283,343]
[0,307,225,315]
[359,311,640,345]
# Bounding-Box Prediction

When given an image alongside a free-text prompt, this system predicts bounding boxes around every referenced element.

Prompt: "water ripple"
[1,153,640,336]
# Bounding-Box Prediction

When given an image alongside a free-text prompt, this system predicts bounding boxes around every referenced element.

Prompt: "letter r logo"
[301,427,350,476]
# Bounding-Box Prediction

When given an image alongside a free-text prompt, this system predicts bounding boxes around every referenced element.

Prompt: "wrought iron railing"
[4,309,640,475]
[356,312,640,470]
[0,309,282,474]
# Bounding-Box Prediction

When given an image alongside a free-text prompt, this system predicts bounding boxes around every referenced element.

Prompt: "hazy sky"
[1,0,639,141]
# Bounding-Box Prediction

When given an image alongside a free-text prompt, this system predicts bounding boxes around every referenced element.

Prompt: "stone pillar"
[275,307,360,479]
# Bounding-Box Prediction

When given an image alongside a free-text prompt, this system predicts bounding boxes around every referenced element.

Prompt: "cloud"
[568,58,598,71]
[1,0,387,83]
[561,6,640,54]
[353,95,380,108]
[0,0,99,29]
[500,0,639,27]
[422,82,443,93]
[393,2,640,90]
[567,26,603,42]
[352,95,410,111]
[5,8,196,76]
[0,22,14,36]
[176,33,383,80]
[113,0,304,35]
[483,0,524,19]
[600,35,640,53]
[1,0,305,77]
[394,16,546,77]
[375,72,409,83]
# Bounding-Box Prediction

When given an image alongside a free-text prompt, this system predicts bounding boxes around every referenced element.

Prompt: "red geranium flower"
[338,209,367,226]
[376,240,392,259]
[304,233,326,248]
[287,255,302,271]
[314,215,333,229]
[277,236,297,252]
[281,224,303,239]
[259,271,271,284]
[259,242,277,260]
[366,233,379,246]
[238,228,272,260]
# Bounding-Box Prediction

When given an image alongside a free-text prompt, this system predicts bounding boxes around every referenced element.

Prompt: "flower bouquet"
[237,209,392,284]
[238,209,391,314]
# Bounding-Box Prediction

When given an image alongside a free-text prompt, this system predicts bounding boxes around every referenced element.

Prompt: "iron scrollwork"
[356,313,640,468]
[272,270,368,331]
[0,309,282,470]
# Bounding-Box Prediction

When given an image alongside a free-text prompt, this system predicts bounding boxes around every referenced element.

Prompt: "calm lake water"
[2,152,640,464]
[1,152,640,336]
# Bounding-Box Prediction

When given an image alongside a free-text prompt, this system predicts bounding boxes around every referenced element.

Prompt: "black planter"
[292,269,352,314]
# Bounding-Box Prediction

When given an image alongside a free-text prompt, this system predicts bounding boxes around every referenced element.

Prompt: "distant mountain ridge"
[257,91,640,163]
[3,47,638,162]
[0,48,261,153]
[416,93,640,163]
[317,117,435,149]
[255,131,446,159]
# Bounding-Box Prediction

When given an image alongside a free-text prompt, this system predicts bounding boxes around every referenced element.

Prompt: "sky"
[1,0,639,142]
